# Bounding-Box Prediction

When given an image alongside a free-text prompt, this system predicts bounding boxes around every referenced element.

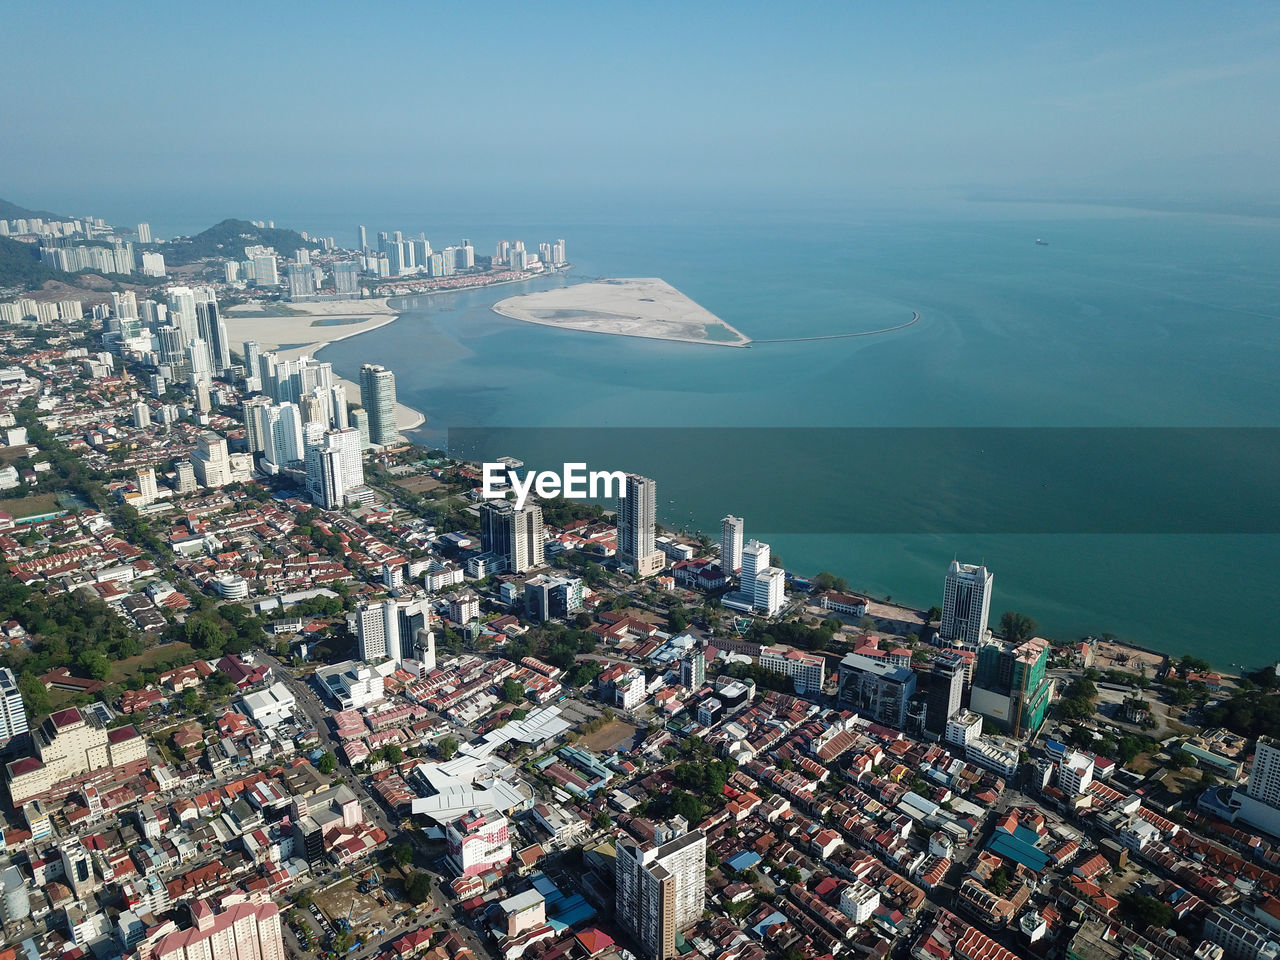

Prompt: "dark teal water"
[300,202,1280,669]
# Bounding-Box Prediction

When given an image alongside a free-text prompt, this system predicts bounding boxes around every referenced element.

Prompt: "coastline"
[222,299,425,432]
[492,277,752,348]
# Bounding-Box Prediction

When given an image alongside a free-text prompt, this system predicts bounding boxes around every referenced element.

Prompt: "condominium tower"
[615,830,707,960]
[359,363,398,446]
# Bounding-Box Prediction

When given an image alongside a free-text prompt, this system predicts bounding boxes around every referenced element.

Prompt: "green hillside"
[0,236,68,290]
[154,218,311,265]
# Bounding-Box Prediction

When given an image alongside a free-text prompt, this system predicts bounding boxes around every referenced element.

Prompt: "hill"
[154,218,311,265]
[0,197,75,222]
[0,236,69,290]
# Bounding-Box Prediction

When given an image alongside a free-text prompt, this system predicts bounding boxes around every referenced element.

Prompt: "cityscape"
[2,7,1279,960]
[0,199,1277,960]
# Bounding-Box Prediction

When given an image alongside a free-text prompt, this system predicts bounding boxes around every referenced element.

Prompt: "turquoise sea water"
[167,198,1280,668]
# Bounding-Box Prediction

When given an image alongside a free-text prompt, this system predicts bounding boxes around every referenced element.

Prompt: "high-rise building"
[141,252,166,277]
[921,650,967,736]
[349,407,370,450]
[306,427,363,508]
[329,384,349,428]
[194,287,229,375]
[617,474,664,577]
[446,810,512,877]
[174,461,197,495]
[0,668,29,750]
[191,432,231,488]
[253,254,279,286]
[939,561,993,649]
[356,596,431,666]
[153,899,284,960]
[1248,737,1280,808]
[752,567,785,616]
[186,338,213,386]
[167,287,198,342]
[263,402,305,469]
[837,651,918,729]
[136,223,152,244]
[970,636,1052,737]
[132,401,152,429]
[136,468,158,506]
[286,262,315,300]
[680,652,705,689]
[740,539,769,598]
[357,225,367,251]
[616,830,707,960]
[242,340,261,390]
[720,516,744,574]
[359,363,398,446]
[333,261,360,296]
[480,501,545,574]
[524,574,585,622]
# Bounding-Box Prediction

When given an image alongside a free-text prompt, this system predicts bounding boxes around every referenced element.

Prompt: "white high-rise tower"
[939,561,994,649]
[720,516,744,574]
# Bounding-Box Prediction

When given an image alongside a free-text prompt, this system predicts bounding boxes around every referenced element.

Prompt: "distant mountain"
[155,218,311,265]
[0,197,75,222]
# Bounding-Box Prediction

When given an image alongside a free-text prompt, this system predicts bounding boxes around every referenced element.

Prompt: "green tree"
[404,872,432,904]
[437,736,459,760]
[999,610,1038,643]
[317,752,337,775]
[386,744,404,763]
[502,679,525,703]
[1120,893,1173,930]
[393,843,413,867]
[926,605,942,623]
[592,809,611,830]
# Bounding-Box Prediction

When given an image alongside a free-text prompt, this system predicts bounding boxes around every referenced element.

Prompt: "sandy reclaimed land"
[222,299,425,432]
[492,278,750,346]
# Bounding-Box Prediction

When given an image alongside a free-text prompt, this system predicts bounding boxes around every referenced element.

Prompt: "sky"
[3,2,1278,218]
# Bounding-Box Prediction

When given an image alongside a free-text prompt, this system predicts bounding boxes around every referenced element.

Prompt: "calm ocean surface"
[149,197,1280,668]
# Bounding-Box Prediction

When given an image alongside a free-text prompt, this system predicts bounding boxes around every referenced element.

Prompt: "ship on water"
[1035,238,1049,245]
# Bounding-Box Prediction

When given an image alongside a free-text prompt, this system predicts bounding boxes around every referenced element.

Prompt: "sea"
[129,195,1280,670]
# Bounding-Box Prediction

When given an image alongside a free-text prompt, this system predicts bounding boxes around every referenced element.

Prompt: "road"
[258,651,494,960]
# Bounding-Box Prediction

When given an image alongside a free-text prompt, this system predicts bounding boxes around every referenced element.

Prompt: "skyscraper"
[971,636,1052,736]
[617,474,664,577]
[263,402,305,469]
[922,650,967,736]
[0,667,30,750]
[616,830,707,960]
[253,253,279,285]
[357,597,431,665]
[286,262,315,300]
[359,363,398,446]
[167,286,198,342]
[306,427,364,508]
[333,261,360,296]
[720,516,744,574]
[939,561,993,649]
[357,225,367,251]
[191,432,231,488]
[136,223,152,244]
[136,468,158,506]
[480,501,545,573]
[194,287,229,375]
[740,539,769,599]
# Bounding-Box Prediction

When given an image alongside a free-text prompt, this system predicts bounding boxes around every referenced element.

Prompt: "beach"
[223,299,425,432]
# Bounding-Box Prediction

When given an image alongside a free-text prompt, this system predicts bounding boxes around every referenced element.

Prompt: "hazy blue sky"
[3,2,1277,214]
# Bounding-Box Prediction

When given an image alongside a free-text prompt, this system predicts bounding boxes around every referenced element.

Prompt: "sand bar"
[222,299,425,432]
[493,278,750,347]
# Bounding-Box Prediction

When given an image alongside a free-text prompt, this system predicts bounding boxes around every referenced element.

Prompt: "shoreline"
[492,277,752,348]
[222,300,426,432]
